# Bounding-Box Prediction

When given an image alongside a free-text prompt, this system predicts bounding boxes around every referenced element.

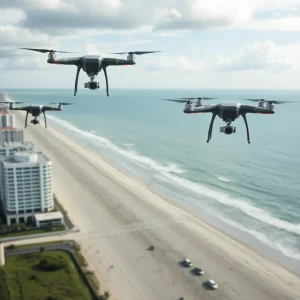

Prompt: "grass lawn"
[0,225,66,239]
[0,251,93,300]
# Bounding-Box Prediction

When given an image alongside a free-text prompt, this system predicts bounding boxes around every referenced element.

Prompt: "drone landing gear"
[25,111,29,128]
[207,113,217,143]
[103,66,109,97]
[241,114,250,144]
[43,111,47,129]
[74,66,81,96]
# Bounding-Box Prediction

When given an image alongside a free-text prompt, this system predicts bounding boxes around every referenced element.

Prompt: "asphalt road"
[4,241,74,256]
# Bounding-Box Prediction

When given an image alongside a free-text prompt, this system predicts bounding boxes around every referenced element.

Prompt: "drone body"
[0,101,73,129]
[20,48,161,97]
[161,97,290,144]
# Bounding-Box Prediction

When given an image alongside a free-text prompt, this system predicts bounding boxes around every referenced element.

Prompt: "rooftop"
[0,126,19,131]
[1,141,33,148]
[2,151,52,165]
[34,212,63,222]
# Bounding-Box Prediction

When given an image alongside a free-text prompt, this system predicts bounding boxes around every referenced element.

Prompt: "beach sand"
[14,112,300,300]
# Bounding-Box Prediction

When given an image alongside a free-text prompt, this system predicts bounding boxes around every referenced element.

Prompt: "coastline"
[14,111,300,300]
[49,115,300,275]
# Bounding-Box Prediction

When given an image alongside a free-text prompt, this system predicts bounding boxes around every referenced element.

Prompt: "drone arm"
[241,114,250,144]
[42,106,60,112]
[190,105,217,114]
[240,105,275,115]
[207,113,217,143]
[43,111,47,129]
[102,57,135,66]
[10,106,29,111]
[74,66,81,96]
[103,66,109,97]
[47,57,81,65]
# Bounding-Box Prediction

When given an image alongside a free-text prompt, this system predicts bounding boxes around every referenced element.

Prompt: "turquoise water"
[3,88,300,270]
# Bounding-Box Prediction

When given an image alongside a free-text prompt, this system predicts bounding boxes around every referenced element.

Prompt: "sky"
[1,0,300,89]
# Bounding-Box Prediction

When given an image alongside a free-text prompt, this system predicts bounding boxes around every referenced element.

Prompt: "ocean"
[3,88,300,273]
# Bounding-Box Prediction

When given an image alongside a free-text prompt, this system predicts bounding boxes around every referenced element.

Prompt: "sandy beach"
[13,111,300,300]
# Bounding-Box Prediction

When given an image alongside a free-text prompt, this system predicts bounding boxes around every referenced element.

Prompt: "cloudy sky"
[1,0,300,89]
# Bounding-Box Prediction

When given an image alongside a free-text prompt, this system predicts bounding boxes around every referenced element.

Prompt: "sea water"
[3,88,300,273]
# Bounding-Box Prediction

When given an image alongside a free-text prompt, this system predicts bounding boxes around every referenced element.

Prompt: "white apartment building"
[0,111,15,128]
[0,151,53,225]
[0,127,24,145]
[0,142,34,156]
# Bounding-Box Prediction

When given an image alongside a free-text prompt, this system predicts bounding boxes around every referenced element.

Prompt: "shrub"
[35,255,67,272]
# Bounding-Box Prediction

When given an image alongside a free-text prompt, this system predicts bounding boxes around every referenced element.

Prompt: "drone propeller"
[20,48,73,53]
[243,98,295,104]
[161,99,191,103]
[49,102,74,105]
[176,97,217,100]
[0,101,24,104]
[110,51,162,55]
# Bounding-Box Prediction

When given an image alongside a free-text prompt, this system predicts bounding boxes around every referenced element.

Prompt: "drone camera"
[220,125,236,135]
[30,119,40,125]
[84,81,100,90]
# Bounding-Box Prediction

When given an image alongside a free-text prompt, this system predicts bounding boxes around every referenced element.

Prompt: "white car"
[183,258,192,267]
[207,279,218,289]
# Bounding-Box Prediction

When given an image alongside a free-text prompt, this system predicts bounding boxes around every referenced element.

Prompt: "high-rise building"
[0,141,34,156]
[0,150,53,225]
[0,127,24,145]
[0,111,15,128]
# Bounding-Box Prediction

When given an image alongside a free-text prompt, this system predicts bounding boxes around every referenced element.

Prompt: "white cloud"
[153,0,252,31]
[145,41,300,73]
[213,41,300,71]
[0,25,57,57]
[145,55,207,71]
[244,16,300,31]
[0,8,25,25]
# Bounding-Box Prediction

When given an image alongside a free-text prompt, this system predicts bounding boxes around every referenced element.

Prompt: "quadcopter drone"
[0,101,73,129]
[162,97,295,144]
[20,48,161,97]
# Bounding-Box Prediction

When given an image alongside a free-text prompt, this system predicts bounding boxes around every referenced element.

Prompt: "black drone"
[20,48,161,97]
[163,97,295,144]
[0,101,73,129]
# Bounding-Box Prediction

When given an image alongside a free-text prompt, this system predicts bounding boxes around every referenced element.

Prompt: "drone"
[0,101,73,129]
[162,97,295,144]
[20,48,161,97]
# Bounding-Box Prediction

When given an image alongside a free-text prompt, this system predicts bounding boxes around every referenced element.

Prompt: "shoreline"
[13,111,300,299]
[49,116,300,276]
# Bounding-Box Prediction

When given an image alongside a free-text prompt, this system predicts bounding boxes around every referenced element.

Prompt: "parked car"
[207,279,218,289]
[193,267,204,275]
[183,258,192,267]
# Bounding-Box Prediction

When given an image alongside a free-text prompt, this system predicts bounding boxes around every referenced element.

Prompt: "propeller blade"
[49,102,74,105]
[20,48,73,53]
[161,99,190,103]
[242,98,263,102]
[110,51,161,55]
[0,101,23,104]
[243,98,296,104]
[272,100,296,104]
[177,97,217,100]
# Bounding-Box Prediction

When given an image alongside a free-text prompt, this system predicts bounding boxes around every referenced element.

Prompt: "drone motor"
[258,100,266,108]
[266,103,275,110]
[84,81,100,90]
[220,125,236,135]
[195,99,204,107]
[185,101,193,111]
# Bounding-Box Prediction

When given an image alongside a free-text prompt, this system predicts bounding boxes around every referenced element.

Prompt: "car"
[193,267,204,275]
[207,279,218,289]
[183,258,192,267]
